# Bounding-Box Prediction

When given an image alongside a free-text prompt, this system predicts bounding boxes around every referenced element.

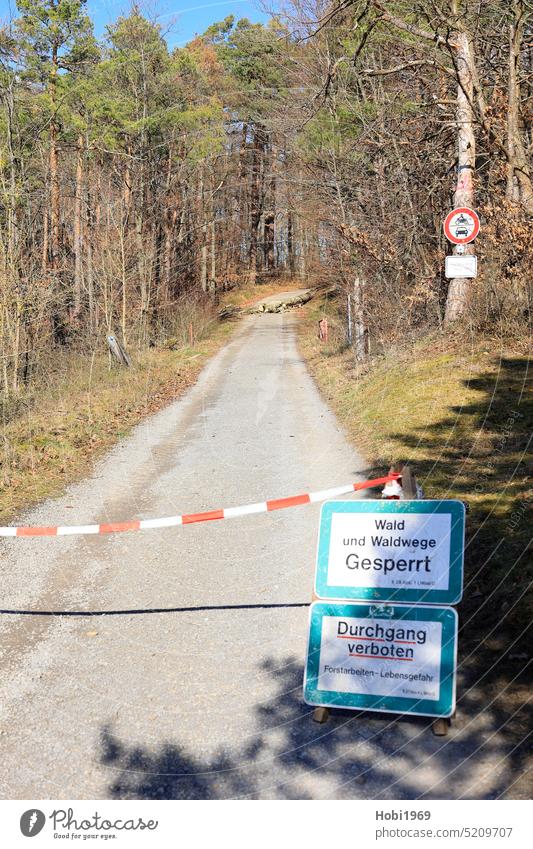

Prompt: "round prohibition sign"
[444,207,480,245]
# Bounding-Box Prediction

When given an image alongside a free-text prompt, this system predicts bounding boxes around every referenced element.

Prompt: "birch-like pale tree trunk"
[444,29,477,324]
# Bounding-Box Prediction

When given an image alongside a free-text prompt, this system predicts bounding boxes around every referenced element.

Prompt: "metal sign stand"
[311,463,456,736]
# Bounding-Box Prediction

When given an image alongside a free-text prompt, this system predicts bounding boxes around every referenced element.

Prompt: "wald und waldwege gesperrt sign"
[315,500,465,605]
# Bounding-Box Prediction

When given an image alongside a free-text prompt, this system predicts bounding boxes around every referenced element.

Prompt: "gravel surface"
[0,309,523,799]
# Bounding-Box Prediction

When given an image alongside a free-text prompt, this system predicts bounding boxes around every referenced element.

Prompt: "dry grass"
[298,297,532,751]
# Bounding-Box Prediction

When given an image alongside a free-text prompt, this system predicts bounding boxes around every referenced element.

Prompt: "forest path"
[0,308,516,799]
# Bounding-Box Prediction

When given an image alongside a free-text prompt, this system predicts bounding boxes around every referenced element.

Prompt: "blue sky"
[0,0,268,49]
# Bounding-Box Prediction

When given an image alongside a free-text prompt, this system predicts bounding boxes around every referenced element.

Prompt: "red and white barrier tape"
[0,474,400,538]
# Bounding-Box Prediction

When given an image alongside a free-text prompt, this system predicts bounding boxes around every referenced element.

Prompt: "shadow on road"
[0,602,310,617]
[98,655,532,800]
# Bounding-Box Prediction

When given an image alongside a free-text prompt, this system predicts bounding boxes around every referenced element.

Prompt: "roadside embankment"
[297,298,532,633]
[0,325,229,523]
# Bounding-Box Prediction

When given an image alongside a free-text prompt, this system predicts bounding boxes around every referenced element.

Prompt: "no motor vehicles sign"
[444,207,480,244]
[315,500,465,605]
[304,601,457,718]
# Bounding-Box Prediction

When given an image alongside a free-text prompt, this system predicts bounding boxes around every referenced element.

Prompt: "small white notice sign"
[445,255,477,278]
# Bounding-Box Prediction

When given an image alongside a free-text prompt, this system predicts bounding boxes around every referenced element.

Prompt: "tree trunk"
[238,122,248,269]
[210,217,216,294]
[120,219,127,346]
[161,147,174,308]
[42,206,49,273]
[49,42,60,273]
[73,133,84,320]
[266,140,277,271]
[86,143,96,331]
[287,207,295,275]
[249,124,264,285]
[164,206,177,299]
[264,211,275,271]
[4,74,17,264]
[298,164,307,279]
[123,146,132,230]
[353,277,368,363]
[506,1,533,212]
[86,218,94,331]
[444,29,477,324]
[199,170,208,292]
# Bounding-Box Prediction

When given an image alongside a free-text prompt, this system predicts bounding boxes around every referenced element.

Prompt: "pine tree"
[16,0,95,280]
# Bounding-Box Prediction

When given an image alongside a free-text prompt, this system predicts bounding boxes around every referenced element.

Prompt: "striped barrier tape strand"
[0,473,400,538]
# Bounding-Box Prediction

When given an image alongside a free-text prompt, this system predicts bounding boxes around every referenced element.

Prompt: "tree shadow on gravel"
[99,655,532,800]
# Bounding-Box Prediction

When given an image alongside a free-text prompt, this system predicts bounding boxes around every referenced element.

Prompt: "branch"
[360,58,452,76]
[371,1,446,45]
[351,16,380,65]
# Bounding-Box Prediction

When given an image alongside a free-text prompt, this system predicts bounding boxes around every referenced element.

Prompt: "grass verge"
[298,298,532,634]
[0,327,230,522]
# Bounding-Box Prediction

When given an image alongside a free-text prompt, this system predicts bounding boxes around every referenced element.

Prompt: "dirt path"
[0,308,525,799]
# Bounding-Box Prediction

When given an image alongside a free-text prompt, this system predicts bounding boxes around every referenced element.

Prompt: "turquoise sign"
[315,499,464,605]
[304,601,457,718]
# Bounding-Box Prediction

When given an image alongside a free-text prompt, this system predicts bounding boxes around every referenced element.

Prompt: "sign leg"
[431,717,451,736]
[313,707,330,724]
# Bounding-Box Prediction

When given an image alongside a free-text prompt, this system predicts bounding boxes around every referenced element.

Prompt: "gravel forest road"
[0,295,524,799]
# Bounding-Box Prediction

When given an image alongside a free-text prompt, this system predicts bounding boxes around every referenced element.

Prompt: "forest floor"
[0,279,292,524]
